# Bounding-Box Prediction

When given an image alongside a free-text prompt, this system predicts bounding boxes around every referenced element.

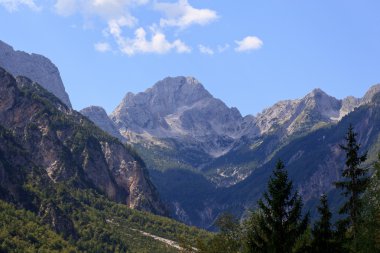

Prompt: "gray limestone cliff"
[0,67,166,216]
[80,106,124,141]
[111,76,251,157]
[0,40,71,107]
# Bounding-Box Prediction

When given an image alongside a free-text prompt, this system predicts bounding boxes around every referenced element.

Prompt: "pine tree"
[311,194,337,253]
[335,124,369,243]
[356,153,380,252]
[374,154,380,251]
[246,160,309,253]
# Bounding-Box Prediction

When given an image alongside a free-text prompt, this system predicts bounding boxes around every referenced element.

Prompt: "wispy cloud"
[155,0,218,29]
[198,44,214,55]
[54,0,147,24]
[94,42,111,52]
[53,0,199,55]
[235,36,263,52]
[2,0,231,57]
[108,23,191,55]
[0,0,41,12]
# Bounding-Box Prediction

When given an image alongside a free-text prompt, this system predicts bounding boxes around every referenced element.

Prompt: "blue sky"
[0,0,379,116]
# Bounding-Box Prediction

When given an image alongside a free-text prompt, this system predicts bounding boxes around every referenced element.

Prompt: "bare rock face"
[111,76,251,157]
[0,40,71,108]
[80,106,124,141]
[362,84,380,104]
[0,67,166,216]
[255,88,342,137]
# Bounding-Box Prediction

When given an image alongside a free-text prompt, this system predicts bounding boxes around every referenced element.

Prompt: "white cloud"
[54,0,192,55]
[108,22,191,55]
[54,0,147,22]
[198,44,214,55]
[235,36,263,52]
[155,0,218,29]
[94,42,111,52]
[0,0,41,12]
[54,0,76,16]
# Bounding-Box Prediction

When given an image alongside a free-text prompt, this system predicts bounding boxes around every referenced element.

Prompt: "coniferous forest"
[192,125,380,253]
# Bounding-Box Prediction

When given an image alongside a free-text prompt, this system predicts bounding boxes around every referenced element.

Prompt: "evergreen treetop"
[247,160,309,253]
[335,124,369,238]
[311,194,337,253]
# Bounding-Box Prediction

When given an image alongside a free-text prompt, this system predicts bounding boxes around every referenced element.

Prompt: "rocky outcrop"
[109,78,372,163]
[0,40,71,107]
[255,88,343,137]
[111,76,252,157]
[362,84,380,104]
[0,67,166,216]
[80,106,124,141]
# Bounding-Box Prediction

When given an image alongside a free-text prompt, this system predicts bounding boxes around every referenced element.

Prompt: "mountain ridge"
[0,67,166,216]
[81,77,380,228]
[0,40,72,108]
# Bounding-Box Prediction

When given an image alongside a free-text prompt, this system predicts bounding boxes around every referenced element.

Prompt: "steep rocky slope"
[106,78,371,187]
[0,67,165,215]
[80,106,125,141]
[254,88,342,136]
[0,40,71,107]
[110,76,254,158]
[216,93,380,223]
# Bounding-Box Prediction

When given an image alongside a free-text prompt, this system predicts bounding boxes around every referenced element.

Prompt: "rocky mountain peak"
[305,88,335,103]
[362,84,380,104]
[0,40,13,52]
[0,40,71,108]
[113,76,211,119]
[110,76,249,157]
[80,106,124,141]
[309,88,325,95]
[147,76,212,107]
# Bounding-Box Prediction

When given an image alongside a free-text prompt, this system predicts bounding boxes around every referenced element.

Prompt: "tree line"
[188,124,380,253]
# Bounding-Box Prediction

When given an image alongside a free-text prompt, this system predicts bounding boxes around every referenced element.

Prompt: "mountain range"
[0,41,213,252]
[1,39,380,232]
[81,74,380,228]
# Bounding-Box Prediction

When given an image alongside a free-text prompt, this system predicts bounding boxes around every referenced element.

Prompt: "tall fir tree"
[246,160,309,253]
[311,194,337,253]
[355,153,380,252]
[374,154,380,251]
[335,124,369,246]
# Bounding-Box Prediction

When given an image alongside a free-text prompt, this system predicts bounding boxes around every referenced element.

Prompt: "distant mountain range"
[82,76,380,228]
[81,75,379,182]
[1,39,379,231]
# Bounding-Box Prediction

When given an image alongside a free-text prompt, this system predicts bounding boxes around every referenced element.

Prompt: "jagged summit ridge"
[110,76,247,157]
[106,79,380,159]
[362,84,380,104]
[113,76,212,119]
[253,88,341,136]
[0,40,72,107]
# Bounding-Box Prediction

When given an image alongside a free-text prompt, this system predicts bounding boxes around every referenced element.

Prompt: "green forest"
[192,125,380,253]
